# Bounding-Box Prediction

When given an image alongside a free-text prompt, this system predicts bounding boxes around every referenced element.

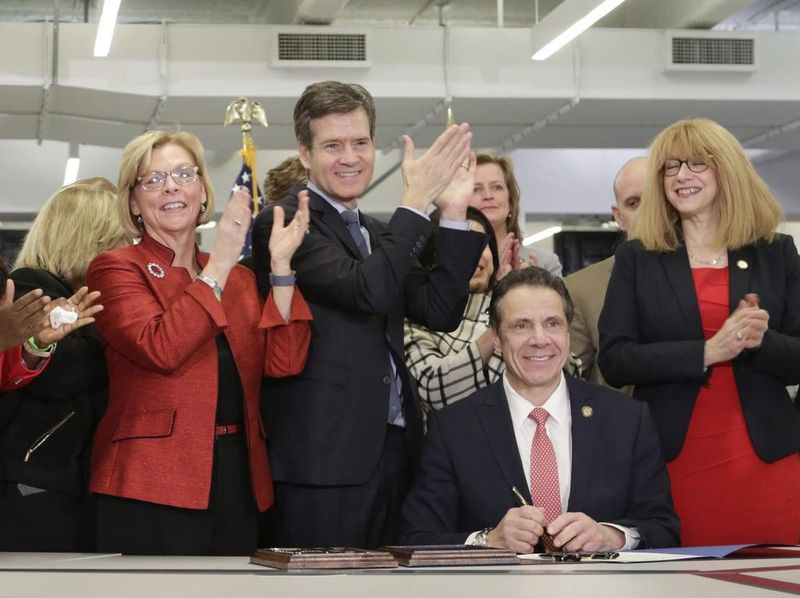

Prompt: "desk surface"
[1,552,799,598]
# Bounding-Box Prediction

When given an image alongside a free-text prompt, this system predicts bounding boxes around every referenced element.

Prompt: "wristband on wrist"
[269,272,297,287]
[197,273,223,301]
[24,337,56,358]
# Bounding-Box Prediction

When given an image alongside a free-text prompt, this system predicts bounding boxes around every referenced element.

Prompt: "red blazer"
[0,345,47,391]
[86,235,311,511]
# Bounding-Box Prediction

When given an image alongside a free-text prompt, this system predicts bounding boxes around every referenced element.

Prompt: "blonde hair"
[263,155,307,205]
[475,154,523,239]
[117,131,215,239]
[15,177,129,289]
[631,118,782,251]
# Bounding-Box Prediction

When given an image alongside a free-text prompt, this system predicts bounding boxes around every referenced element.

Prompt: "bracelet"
[24,337,56,358]
[197,273,224,301]
[269,272,297,287]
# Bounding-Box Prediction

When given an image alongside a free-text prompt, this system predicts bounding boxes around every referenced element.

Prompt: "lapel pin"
[581,405,593,418]
[736,260,748,270]
[147,262,166,279]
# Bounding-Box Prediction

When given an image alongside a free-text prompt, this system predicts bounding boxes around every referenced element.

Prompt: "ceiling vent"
[271,30,370,68]
[666,31,756,71]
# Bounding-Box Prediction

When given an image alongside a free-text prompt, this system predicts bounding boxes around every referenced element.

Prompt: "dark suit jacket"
[252,185,485,486]
[399,376,679,548]
[598,236,800,463]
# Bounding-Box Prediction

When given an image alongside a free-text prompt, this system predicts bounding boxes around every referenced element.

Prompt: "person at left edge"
[1,178,128,552]
[86,131,312,555]
[252,81,485,548]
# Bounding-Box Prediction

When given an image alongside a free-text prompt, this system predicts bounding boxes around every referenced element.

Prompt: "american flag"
[232,137,264,257]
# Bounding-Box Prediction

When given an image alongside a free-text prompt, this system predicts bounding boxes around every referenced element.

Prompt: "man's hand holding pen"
[490,486,625,554]
[487,505,549,553]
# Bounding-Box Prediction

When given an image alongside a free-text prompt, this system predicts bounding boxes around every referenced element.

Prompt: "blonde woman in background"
[1,177,123,551]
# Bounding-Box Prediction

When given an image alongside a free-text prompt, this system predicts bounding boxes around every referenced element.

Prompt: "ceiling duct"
[665,31,756,71]
[271,30,370,68]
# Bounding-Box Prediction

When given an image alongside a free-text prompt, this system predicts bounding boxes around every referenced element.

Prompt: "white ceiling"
[0,0,797,154]
[0,0,799,219]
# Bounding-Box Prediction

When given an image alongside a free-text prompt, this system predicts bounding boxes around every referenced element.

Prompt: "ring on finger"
[234,219,242,226]
[735,330,744,341]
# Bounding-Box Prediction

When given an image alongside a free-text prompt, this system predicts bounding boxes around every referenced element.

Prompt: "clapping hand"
[496,233,518,282]
[210,186,254,273]
[434,151,477,220]
[0,280,51,351]
[34,287,103,346]
[400,123,472,213]
[704,292,769,367]
[269,190,310,275]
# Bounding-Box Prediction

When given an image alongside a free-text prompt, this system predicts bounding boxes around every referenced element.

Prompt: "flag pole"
[224,97,268,213]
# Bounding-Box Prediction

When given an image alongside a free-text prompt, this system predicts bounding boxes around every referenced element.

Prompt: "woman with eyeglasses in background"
[599,118,800,545]
[0,178,123,552]
[86,131,312,555]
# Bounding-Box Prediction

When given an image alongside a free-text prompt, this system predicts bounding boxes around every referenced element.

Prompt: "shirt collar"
[504,372,569,431]
[307,181,359,218]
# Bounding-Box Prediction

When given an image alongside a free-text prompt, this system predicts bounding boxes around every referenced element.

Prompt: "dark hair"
[294,81,377,149]
[488,267,574,329]
[419,207,499,290]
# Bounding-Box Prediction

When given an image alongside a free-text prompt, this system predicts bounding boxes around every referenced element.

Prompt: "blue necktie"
[340,209,369,259]
[340,209,405,427]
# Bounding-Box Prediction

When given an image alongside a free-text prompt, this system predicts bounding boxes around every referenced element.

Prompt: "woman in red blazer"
[86,131,312,555]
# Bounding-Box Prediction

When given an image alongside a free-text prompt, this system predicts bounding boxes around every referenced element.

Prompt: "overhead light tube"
[94,0,122,57]
[531,0,627,61]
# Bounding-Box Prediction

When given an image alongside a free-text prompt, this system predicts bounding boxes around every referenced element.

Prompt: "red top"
[86,235,312,511]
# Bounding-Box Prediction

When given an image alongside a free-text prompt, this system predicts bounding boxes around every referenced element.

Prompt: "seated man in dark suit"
[400,267,679,552]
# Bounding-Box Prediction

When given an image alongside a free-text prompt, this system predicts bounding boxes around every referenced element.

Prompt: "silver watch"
[471,527,493,547]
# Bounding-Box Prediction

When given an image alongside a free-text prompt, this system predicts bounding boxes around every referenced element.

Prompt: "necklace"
[689,252,726,266]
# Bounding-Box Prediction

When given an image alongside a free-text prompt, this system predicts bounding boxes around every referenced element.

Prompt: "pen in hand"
[511,486,556,550]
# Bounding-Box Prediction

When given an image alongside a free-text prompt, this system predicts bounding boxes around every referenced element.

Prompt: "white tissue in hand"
[49,305,78,329]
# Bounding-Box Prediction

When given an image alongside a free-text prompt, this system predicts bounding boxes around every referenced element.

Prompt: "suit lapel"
[729,245,754,311]
[659,247,703,334]
[475,383,531,502]
[565,377,600,513]
[308,190,364,260]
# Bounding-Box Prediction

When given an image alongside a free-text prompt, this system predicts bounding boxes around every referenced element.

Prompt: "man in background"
[565,157,645,391]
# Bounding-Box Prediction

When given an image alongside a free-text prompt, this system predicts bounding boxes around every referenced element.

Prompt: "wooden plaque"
[250,547,398,570]
[381,545,520,567]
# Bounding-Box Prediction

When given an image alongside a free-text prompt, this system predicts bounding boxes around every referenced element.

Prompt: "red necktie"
[529,407,562,551]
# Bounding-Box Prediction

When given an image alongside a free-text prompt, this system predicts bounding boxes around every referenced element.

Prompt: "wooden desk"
[1,552,798,597]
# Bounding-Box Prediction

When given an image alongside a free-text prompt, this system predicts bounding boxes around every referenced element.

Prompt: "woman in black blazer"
[598,118,800,547]
[1,178,127,551]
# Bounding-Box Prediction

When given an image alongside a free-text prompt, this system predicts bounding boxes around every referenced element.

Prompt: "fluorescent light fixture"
[197,221,217,230]
[93,0,122,57]
[523,226,562,246]
[531,0,627,61]
[63,143,80,185]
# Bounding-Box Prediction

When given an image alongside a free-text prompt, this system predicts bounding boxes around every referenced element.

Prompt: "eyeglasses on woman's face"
[136,165,199,191]
[662,159,708,177]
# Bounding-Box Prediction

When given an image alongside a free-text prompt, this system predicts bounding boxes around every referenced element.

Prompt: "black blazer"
[252,186,485,486]
[1,268,108,497]
[399,376,680,549]
[598,236,800,463]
